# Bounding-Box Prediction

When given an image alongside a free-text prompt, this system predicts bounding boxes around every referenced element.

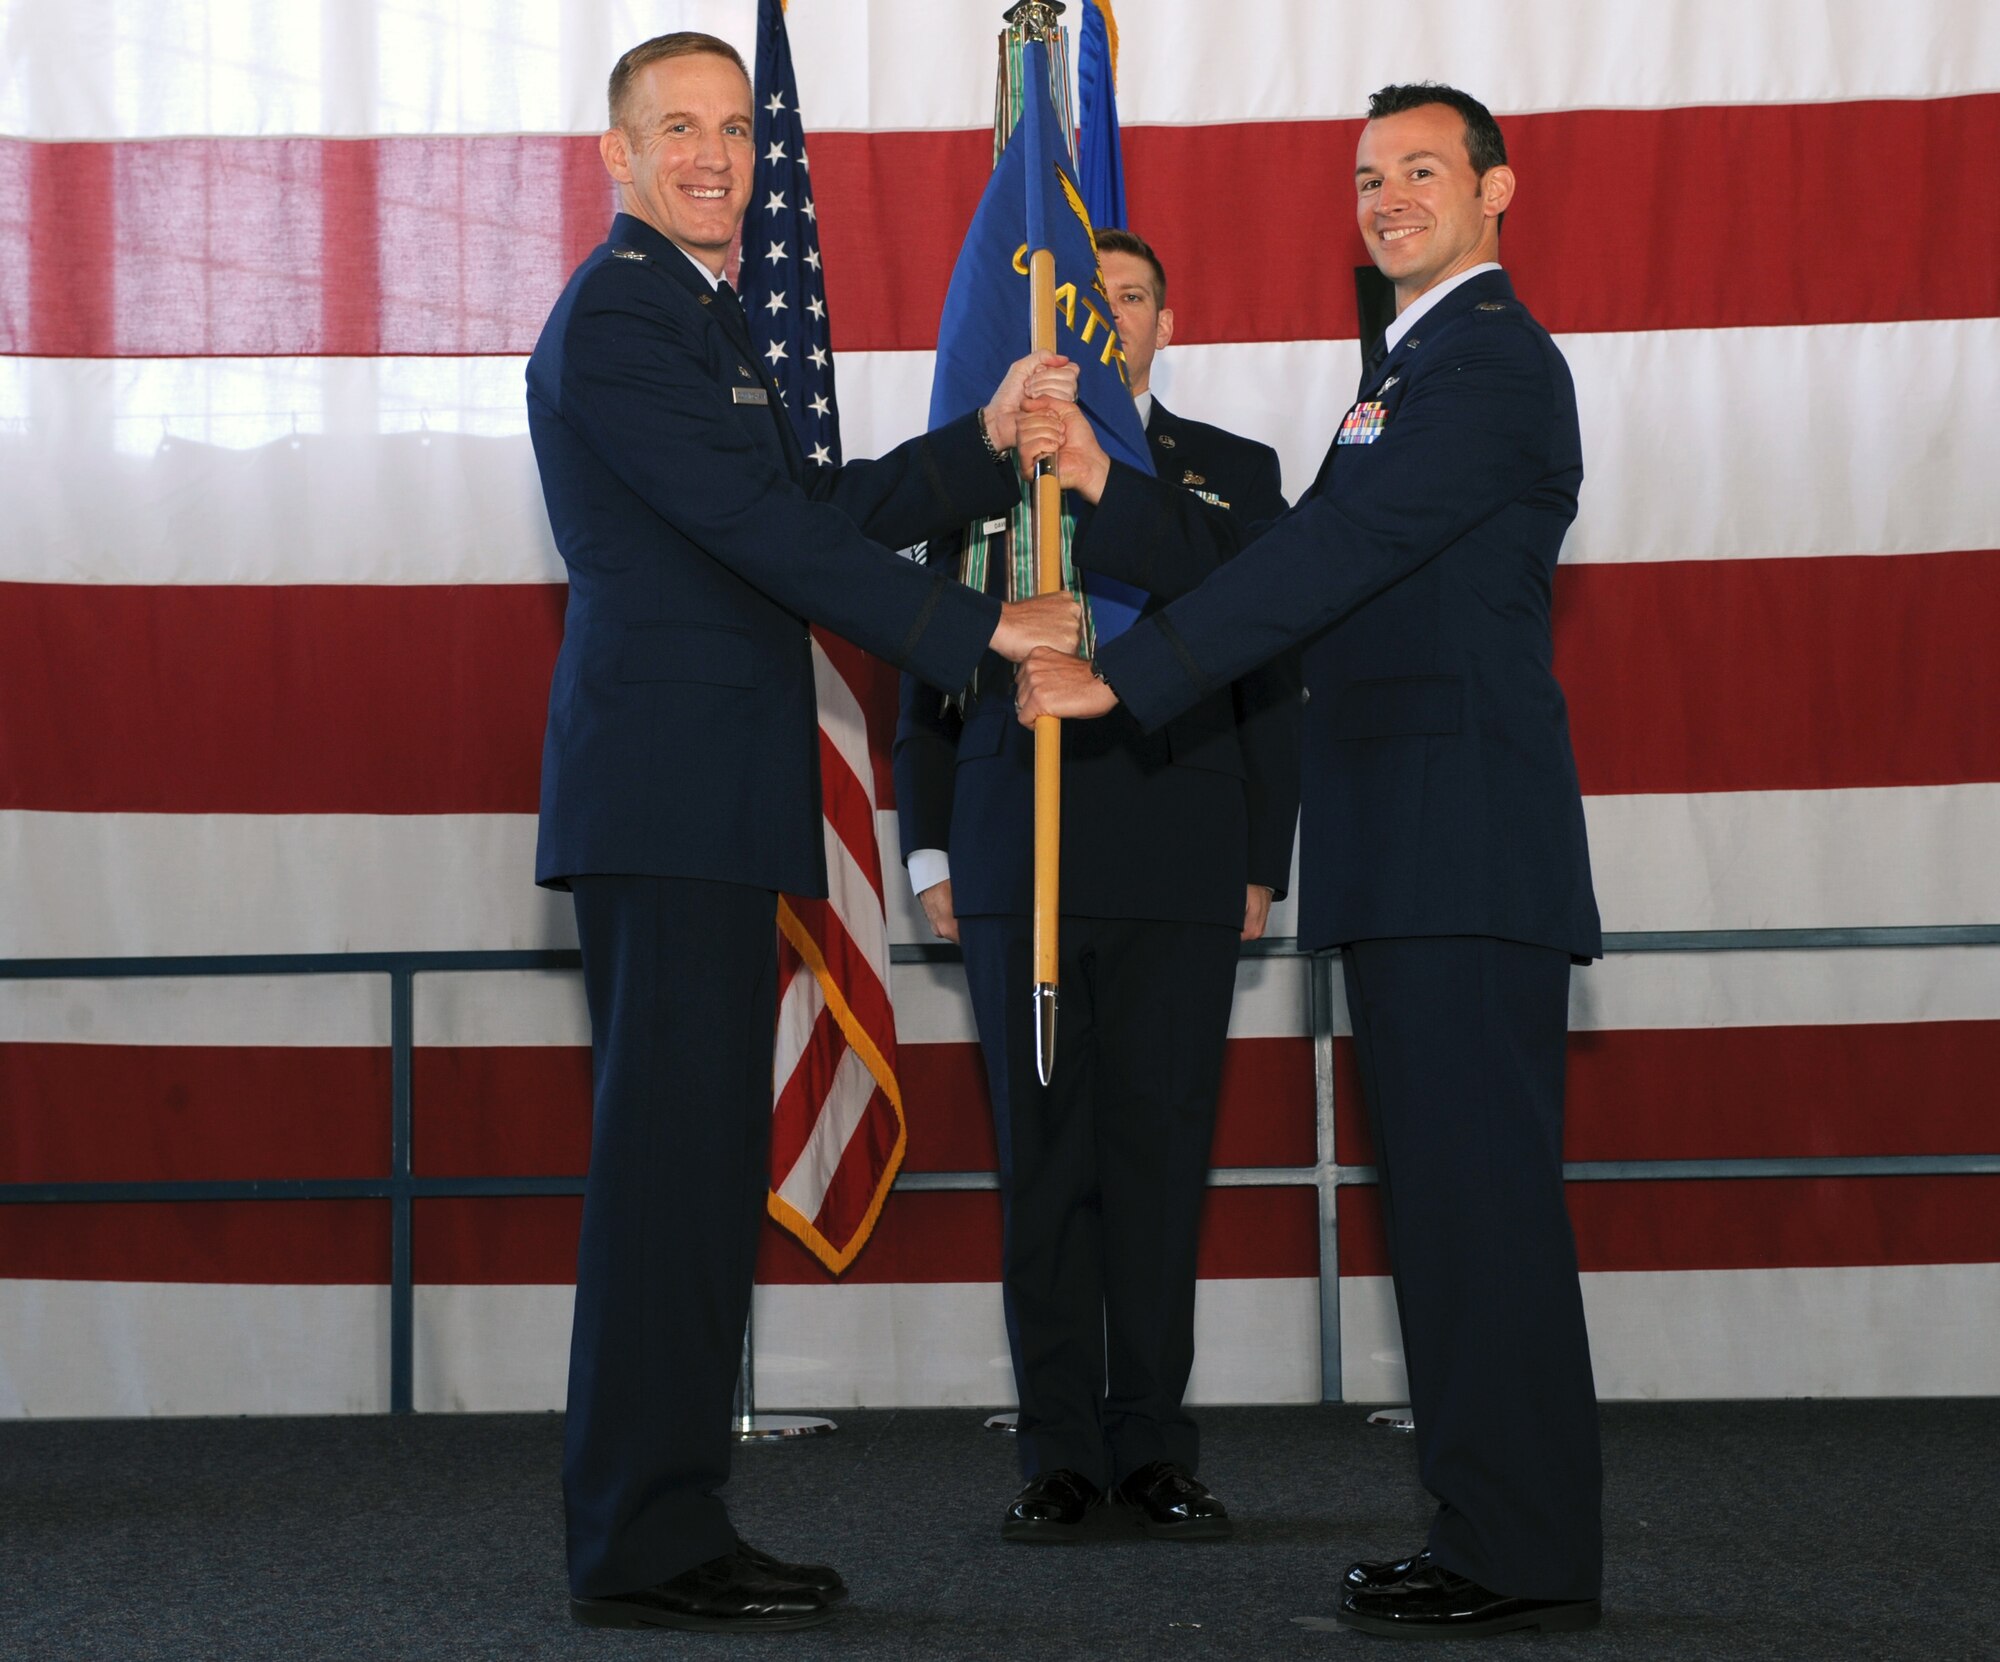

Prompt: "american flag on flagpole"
[740,0,908,1275]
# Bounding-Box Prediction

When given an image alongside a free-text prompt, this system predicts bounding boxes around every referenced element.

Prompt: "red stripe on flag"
[21,144,114,356]
[815,630,905,814]
[412,1195,582,1285]
[813,724,888,907]
[806,1085,902,1241]
[1331,1023,2000,1167]
[6,98,1995,358]
[403,1188,1318,1285]
[776,897,894,1043]
[9,556,1995,814]
[9,1179,1991,1284]
[769,997,844,1180]
[897,1037,1317,1172]
[0,1045,390,1183]
[756,1186,1318,1285]
[321,140,382,356]
[1337,1176,2000,1277]
[0,1200,388,1283]
[410,1047,591,1177]
[1557,551,2000,796]
[0,583,562,814]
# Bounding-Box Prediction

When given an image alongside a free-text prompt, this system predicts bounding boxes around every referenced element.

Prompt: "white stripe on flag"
[12,943,1997,1049]
[771,950,828,1107]
[0,974,390,1047]
[7,0,1994,139]
[8,787,2000,958]
[9,321,1994,582]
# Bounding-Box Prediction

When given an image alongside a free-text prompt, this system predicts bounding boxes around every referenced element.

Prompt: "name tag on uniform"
[1336,400,1387,445]
[732,386,770,406]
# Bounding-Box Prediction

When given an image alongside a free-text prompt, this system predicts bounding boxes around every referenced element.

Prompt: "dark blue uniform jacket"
[1088,271,1601,959]
[528,212,1015,895]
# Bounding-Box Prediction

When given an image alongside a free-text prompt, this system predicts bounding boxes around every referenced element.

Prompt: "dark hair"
[608,32,750,130]
[1366,82,1507,176]
[1093,228,1167,308]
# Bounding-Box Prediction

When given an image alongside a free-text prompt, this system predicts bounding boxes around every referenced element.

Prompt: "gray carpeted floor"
[3,1401,1996,1660]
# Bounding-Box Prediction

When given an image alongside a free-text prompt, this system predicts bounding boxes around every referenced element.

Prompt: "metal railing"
[3,925,1995,1412]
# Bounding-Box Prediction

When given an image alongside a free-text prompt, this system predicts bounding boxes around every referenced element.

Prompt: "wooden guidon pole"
[1028,247,1063,1086]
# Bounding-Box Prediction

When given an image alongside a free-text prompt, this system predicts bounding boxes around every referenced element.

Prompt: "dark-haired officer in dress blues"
[1017,86,1605,1641]
[526,31,1079,1636]
[896,230,1300,1545]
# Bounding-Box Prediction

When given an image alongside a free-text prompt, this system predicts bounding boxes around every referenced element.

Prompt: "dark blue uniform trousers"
[1341,935,1603,1601]
[959,912,1242,1490]
[562,874,779,1598]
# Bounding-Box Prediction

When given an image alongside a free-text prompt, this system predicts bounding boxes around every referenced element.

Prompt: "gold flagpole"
[1029,246,1063,1086]
[1004,0,1069,1086]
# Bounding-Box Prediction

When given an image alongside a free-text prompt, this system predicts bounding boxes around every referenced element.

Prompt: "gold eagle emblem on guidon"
[1055,163,1097,245]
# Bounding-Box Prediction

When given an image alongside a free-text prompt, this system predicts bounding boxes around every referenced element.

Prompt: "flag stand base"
[733,1315,837,1441]
[737,1413,837,1441]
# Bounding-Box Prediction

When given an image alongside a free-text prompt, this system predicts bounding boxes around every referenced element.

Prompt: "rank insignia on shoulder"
[610,248,647,262]
[1181,469,1206,487]
[1475,300,1507,311]
[1156,433,1176,448]
[1337,401,1388,445]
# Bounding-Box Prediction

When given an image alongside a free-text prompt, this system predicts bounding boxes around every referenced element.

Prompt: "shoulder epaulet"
[609,247,649,263]
[1474,300,1508,312]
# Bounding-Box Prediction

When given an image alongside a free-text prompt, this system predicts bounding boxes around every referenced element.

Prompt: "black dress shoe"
[1113,1460,1233,1540]
[1335,1557,1600,1638]
[1343,1547,1432,1592]
[569,1551,835,1632]
[1001,1469,1103,1542]
[735,1540,848,1600]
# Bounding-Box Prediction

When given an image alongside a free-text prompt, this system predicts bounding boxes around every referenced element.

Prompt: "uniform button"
[1300,686,1312,703]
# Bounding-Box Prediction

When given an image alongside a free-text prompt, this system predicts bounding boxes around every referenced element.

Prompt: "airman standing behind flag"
[898,13,1301,1545]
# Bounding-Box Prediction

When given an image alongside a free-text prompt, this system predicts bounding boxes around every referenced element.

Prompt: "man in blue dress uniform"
[896,229,1300,1545]
[526,31,1079,1635]
[1016,85,1606,1640]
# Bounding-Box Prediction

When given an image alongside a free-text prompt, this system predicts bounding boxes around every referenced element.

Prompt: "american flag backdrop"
[1,0,1997,1417]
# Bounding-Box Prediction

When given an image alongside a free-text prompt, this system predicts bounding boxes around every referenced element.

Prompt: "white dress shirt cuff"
[907,848,952,897]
